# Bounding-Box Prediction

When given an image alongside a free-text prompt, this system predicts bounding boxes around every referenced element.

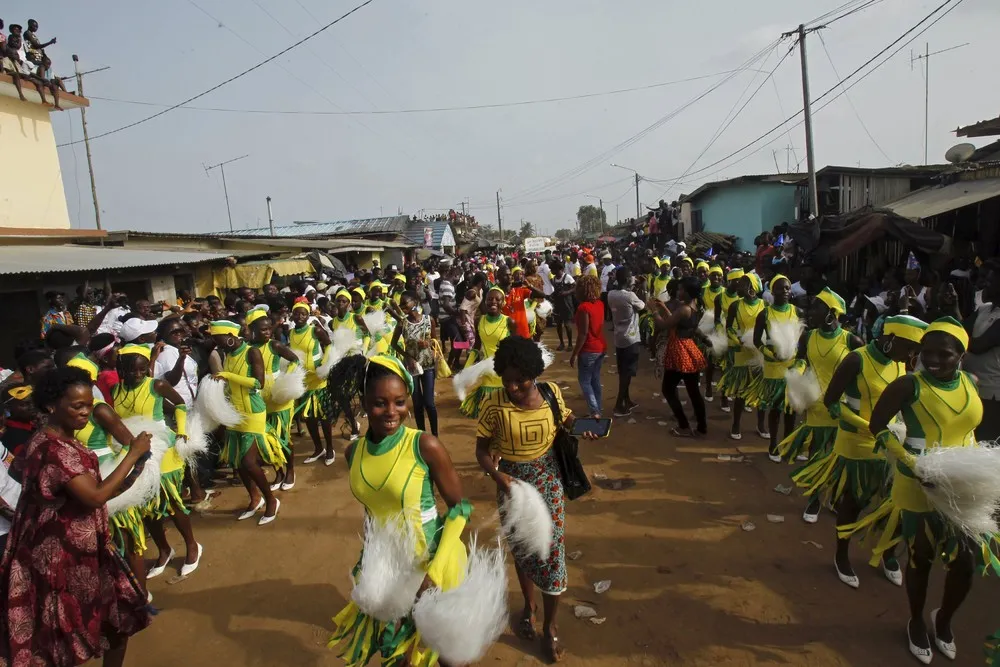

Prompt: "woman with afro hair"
[475,336,599,663]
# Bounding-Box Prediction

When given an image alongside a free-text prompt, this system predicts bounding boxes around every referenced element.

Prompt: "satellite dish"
[945,143,976,164]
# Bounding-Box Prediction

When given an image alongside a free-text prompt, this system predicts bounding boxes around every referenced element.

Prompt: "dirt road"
[128,336,998,666]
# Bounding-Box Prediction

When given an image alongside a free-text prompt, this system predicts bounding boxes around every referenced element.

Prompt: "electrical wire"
[822,0,889,27]
[56,0,378,147]
[817,31,894,163]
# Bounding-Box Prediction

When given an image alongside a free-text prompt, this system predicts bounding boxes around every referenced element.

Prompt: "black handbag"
[538,382,591,500]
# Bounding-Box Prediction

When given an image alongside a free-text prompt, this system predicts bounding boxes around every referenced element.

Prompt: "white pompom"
[740,329,764,368]
[706,329,729,358]
[697,311,716,337]
[195,375,242,430]
[887,420,907,450]
[452,357,497,402]
[784,367,821,413]
[103,416,170,516]
[362,311,391,341]
[537,342,554,369]
[318,328,362,379]
[501,480,554,560]
[914,444,1000,538]
[351,514,426,623]
[269,365,306,406]
[174,411,210,463]
[769,319,804,361]
[535,300,553,320]
[412,536,508,665]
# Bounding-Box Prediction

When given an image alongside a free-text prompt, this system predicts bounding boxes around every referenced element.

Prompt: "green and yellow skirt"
[144,444,189,519]
[791,437,890,509]
[111,505,148,555]
[295,387,329,420]
[778,424,837,463]
[221,429,287,468]
[716,364,761,401]
[266,408,293,455]
[459,385,501,419]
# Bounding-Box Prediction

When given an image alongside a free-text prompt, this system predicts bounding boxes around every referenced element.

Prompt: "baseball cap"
[119,317,158,343]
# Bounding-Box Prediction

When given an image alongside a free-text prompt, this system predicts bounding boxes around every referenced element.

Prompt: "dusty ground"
[126,330,998,667]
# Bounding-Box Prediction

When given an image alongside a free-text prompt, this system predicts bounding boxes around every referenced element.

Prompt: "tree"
[555,228,574,241]
[518,221,535,242]
[481,227,518,242]
[577,204,607,234]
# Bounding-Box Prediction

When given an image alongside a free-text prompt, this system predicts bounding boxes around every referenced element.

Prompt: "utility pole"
[599,198,605,235]
[911,42,969,165]
[496,190,503,242]
[72,55,110,240]
[204,155,249,232]
[795,24,820,219]
[634,173,641,220]
[266,196,275,235]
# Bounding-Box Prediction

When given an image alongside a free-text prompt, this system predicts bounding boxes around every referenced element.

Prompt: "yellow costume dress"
[289,323,329,420]
[329,426,470,666]
[844,370,999,573]
[747,303,799,411]
[112,377,188,518]
[701,284,724,314]
[458,313,510,418]
[76,399,145,554]
[715,287,741,374]
[778,326,852,461]
[365,300,397,357]
[716,296,764,399]
[792,341,900,507]
[255,340,295,458]
[219,342,285,468]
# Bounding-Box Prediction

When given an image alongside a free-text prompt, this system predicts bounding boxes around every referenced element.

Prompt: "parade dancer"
[717,273,765,439]
[289,301,336,465]
[712,268,744,409]
[458,287,513,418]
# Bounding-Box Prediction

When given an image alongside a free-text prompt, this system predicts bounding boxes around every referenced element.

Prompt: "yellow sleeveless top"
[477,314,510,359]
[255,340,295,413]
[718,289,740,321]
[892,370,982,512]
[223,342,267,435]
[805,327,852,426]
[651,274,671,299]
[112,378,184,475]
[331,312,359,334]
[732,298,764,366]
[289,324,327,391]
[834,342,904,459]
[763,304,798,380]
[702,285,724,313]
[76,399,115,465]
[348,426,440,558]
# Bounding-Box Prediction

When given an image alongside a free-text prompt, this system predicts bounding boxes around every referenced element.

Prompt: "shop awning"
[232,257,315,288]
[881,178,1000,221]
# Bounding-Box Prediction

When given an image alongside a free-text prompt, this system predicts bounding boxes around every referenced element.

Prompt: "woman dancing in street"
[0,367,152,667]
[329,290,364,440]
[650,277,707,437]
[717,273,765,439]
[711,268,744,409]
[459,287,513,418]
[843,318,997,663]
[700,265,725,401]
[778,288,861,522]
[113,344,202,579]
[793,314,926,589]
[328,355,473,666]
[476,336,599,663]
[289,301,336,465]
[748,275,799,459]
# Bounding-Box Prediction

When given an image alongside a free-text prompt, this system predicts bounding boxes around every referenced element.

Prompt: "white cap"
[600,252,612,260]
[119,317,158,343]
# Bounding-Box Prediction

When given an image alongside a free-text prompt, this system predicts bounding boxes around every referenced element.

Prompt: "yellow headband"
[708,265,724,276]
[816,287,846,315]
[369,281,386,291]
[696,261,709,271]
[335,289,352,302]
[727,269,745,281]
[745,273,762,295]
[769,274,789,291]
[119,343,151,360]
[488,286,506,297]
[512,266,523,274]
[67,353,98,382]
[245,308,268,327]
[883,315,928,343]
[681,257,694,267]
[7,386,32,400]
[351,287,366,301]
[209,320,241,336]
[292,302,311,314]
[923,316,969,352]
[367,354,414,395]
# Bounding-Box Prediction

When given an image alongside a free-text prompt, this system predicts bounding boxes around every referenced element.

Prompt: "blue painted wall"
[691,183,798,251]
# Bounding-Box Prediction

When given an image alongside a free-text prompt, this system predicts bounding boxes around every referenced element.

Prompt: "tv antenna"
[203,155,249,232]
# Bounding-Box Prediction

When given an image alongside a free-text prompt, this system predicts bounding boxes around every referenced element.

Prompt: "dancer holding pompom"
[458,287,512,418]
[717,272,765,439]
[329,355,479,667]
[288,301,336,465]
[475,336,600,663]
[793,314,926,590]
[710,268,743,407]
[700,265,725,401]
[778,288,861,522]
[842,318,997,664]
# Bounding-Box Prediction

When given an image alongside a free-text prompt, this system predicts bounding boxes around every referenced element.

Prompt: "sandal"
[515,612,537,640]
[543,633,565,663]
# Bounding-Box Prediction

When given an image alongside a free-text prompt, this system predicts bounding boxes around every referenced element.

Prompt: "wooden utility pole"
[72,55,109,240]
[204,155,249,232]
[796,24,820,219]
[496,190,503,241]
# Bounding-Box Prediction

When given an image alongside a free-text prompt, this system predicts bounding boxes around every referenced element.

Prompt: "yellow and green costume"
[459,313,510,418]
[112,375,189,519]
[715,272,743,375]
[218,341,285,468]
[255,339,295,458]
[76,399,146,554]
[747,302,799,411]
[716,295,764,399]
[290,322,329,420]
[778,326,852,461]
[329,425,471,667]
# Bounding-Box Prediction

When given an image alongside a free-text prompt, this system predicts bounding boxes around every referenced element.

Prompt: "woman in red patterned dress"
[650,276,708,437]
[0,366,152,667]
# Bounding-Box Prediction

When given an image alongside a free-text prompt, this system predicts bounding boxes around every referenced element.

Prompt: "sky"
[15,0,999,236]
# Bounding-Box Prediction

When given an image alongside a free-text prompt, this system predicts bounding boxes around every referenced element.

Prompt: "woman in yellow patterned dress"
[459,287,514,418]
[329,355,472,667]
[793,314,926,590]
[749,275,799,458]
[113,344,202,579]
[289,301,336,465]
[210,320,283,525]
[843,318,997,664]
[718,273,766,439]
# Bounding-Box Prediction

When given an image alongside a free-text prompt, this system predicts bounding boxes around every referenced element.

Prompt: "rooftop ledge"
[0,72,89,111]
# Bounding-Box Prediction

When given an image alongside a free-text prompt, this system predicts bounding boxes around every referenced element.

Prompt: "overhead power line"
[56,0,378,147]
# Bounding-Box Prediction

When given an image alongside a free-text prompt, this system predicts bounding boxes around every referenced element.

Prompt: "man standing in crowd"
[599,251,616,322]
[964,259,1000,441]
[39,290,72,338]
[608,266,645,417]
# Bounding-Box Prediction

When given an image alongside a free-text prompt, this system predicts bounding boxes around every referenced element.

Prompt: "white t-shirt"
[0,443,22,536]
[425,272,440,299]
[583,263,599,278]
[96,306,131,335]
[153,344,199,409]
[566,260,582,277]
[600,264,616,292]
[539,263,554,296]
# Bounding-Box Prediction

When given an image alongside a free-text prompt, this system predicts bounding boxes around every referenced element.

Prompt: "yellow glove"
[174,404,188,439]
[425,500,472,591]
[218,371,259,390]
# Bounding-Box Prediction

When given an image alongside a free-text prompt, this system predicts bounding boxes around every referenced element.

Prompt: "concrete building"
[681,174,805,251]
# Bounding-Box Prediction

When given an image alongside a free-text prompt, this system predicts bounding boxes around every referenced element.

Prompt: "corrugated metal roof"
[683,173,806,202]
[214,216,410,238]
[0,245,244,276]
[881,177,1000,220]
[400,220,456,248]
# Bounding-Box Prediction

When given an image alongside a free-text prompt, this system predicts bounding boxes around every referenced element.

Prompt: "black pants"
[662,370,707,433]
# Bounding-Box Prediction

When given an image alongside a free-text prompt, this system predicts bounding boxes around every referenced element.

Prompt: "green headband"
[883,314,928,343]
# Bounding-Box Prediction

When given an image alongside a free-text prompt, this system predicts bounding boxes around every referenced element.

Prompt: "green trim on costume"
[446,498,474,521]
[778,424,836,463]
[146,467,189,518]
